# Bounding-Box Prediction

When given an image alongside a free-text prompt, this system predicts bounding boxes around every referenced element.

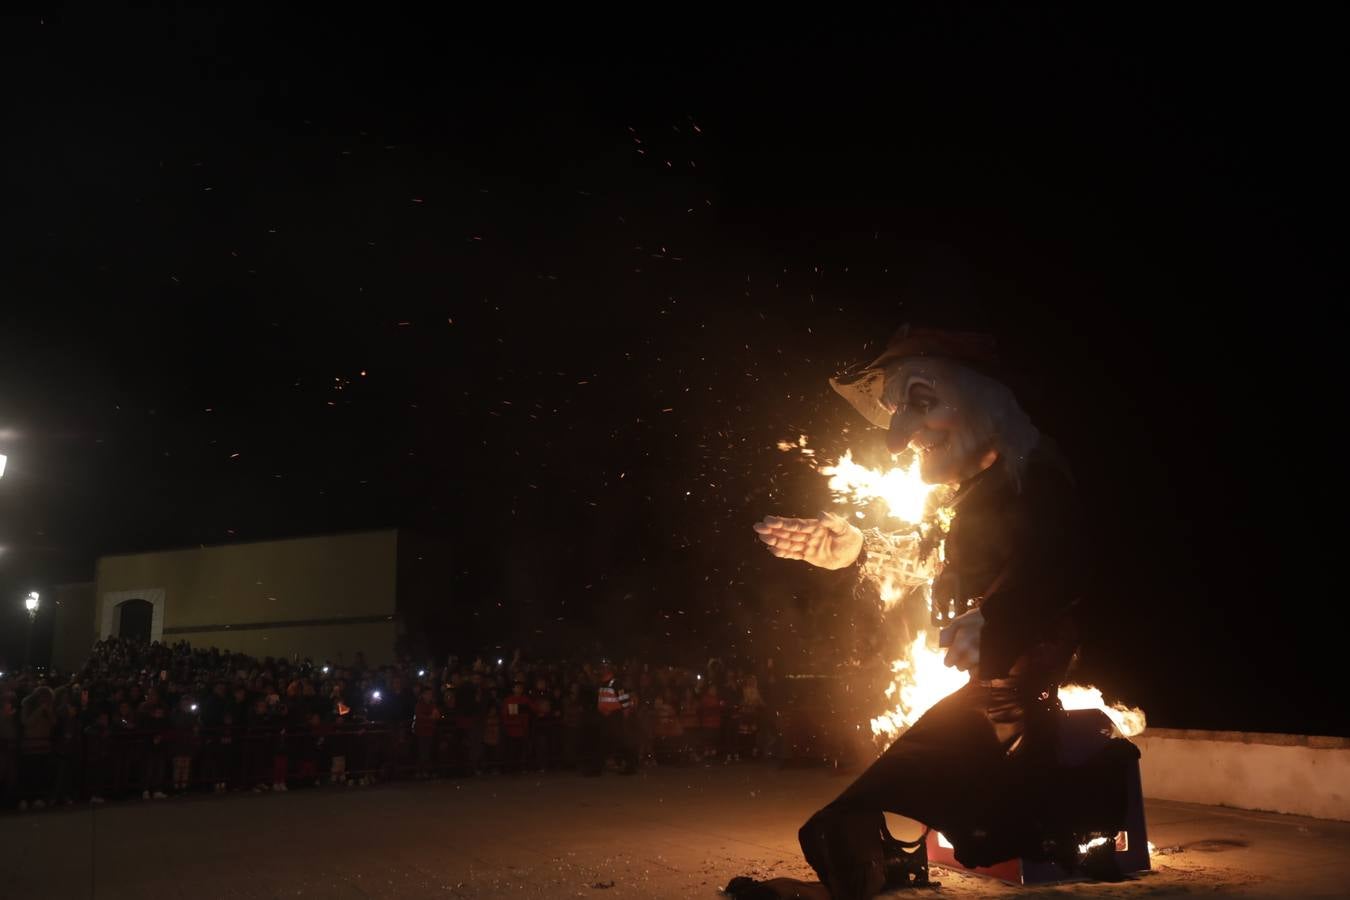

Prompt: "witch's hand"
[938,607,984,673]
[753,512,863,570]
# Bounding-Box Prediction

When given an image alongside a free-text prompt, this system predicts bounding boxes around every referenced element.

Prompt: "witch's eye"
[906,385,937,413]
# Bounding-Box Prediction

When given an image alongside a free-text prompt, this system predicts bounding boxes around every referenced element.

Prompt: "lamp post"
[23,591,39,669]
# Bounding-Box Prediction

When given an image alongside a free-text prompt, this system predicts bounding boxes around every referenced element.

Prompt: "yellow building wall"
[165,621,398,667]
[95,530,399,663]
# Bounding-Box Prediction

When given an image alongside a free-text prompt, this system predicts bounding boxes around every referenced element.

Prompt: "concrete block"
[1137,728,1350,821]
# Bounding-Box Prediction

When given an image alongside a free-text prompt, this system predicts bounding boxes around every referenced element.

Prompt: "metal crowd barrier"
[2,703,861,808]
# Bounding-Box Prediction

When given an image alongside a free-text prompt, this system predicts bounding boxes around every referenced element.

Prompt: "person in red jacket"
[412,688,441,779]
[528,676,558,772]
[698,683,724,761]
[500,680,532,775]
[596,660,637,775]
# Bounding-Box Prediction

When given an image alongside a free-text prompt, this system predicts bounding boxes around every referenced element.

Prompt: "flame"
[798,441,1147,748]
[869,632,971,740]
[1079,832,1157,857]
[818,451,961,746]
[1058,684,1147,738]
[820,450,933,524]
[1079,835,1112,855]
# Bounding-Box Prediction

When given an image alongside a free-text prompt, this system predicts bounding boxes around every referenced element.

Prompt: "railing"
[1,704,865,808]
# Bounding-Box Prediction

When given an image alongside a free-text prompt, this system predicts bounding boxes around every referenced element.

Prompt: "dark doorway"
[117,599,153,643]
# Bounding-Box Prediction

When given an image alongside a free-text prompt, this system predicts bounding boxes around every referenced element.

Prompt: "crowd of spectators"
[0,638,792,812]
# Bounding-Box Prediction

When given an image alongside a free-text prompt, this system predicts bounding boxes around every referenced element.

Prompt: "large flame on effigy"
[806,444,1147,747]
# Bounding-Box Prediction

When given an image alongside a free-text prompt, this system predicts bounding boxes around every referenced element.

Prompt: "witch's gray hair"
[960,368,1040,489]
[883,360,1040,489]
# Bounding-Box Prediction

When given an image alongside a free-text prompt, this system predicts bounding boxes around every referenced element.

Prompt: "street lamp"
[23,591,40,669]
[0,453,7,478]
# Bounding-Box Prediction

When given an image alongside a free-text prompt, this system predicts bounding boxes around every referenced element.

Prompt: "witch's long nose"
[886,410,920,455]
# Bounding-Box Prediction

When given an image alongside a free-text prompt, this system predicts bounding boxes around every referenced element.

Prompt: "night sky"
[1,9,1340,735]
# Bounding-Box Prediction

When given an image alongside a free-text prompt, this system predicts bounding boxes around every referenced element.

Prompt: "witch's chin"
[917,465,944,485]
[918,457,958,486]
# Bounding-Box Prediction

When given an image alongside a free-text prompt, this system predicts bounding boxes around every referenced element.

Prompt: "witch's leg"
[797,688,1014,897]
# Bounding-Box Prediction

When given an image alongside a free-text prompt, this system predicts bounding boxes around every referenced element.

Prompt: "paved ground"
[2,764,1347,899]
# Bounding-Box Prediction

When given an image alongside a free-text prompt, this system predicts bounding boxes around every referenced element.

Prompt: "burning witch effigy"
[729,325,1145,900]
